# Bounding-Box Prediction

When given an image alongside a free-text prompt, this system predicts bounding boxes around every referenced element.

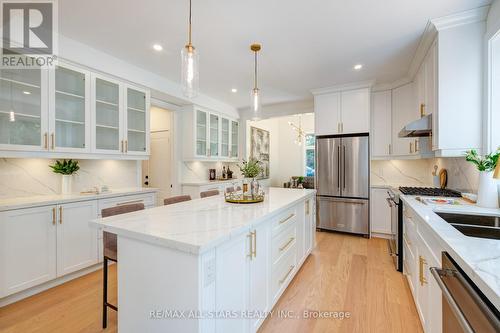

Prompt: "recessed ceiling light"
[231,88,238,93]
[22,91,31,95]
[153,44,163,51]
[354,64,363,70]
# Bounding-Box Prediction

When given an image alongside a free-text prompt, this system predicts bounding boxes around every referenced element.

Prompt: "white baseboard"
[371,232,392,239]
[0,263,103,307]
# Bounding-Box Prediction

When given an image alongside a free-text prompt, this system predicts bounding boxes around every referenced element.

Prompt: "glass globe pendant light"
[181,0,199,98]
[251,43,262,120]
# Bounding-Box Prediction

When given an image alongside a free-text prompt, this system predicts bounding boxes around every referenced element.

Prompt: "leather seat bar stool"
[200,189,220,198]
[101,203,145,328]
[164,195,192,205]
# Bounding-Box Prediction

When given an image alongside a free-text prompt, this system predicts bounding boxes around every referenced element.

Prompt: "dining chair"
[164,195,192,205]
[200,189,220,198]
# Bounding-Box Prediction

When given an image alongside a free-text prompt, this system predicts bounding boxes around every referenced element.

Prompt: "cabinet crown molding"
[311,79,375,96]
[431,5,489,31]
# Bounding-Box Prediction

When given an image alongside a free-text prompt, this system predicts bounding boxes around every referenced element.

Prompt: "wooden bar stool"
[164,195,192,205]
[200,189,220,198]
[101,203,145,329]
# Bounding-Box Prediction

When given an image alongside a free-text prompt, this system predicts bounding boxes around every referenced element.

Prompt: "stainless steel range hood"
[398,114,432,138]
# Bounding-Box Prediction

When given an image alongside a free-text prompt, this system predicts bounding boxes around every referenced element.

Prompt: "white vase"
[476,171,499,208]
[61,175,73,195]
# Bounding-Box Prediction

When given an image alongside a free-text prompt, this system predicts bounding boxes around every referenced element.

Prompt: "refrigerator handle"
[337,146,340,191]
[343,145,346,190]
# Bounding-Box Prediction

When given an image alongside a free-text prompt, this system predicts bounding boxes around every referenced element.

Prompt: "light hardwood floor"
[0,232,423,333]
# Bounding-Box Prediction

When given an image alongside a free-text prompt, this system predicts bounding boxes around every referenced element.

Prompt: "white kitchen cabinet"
[0,68,49,152]
[182,105,239,161]
[56,200,98,276]
[49,63,91,153]
[215,230,250,333]
[371,91,392,157]
[341,88,371,134]
[0,206,57,298]
[0,63,151,160]
[314,92,341,135]
[248,222,270,332]
[392,83,418,156]
[370,188,391,235]
[313,87,370,136]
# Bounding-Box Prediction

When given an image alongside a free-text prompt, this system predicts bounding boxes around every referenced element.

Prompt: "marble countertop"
[0,187,159,212]
[400,195,500,310]
[90,187,316,255]
[181,178,242,186]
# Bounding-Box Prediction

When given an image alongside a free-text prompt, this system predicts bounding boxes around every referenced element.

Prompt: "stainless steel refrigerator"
[316,134,370,236]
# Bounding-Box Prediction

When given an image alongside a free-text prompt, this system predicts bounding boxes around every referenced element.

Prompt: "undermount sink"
[436,212,500,240]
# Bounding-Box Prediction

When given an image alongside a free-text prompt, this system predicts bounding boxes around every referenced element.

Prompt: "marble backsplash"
[371,157,482,193]
[181,161,242,183]
[0,158,139,199]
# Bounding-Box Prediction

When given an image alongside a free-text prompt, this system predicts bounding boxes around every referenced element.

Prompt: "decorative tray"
[224,192,265,204]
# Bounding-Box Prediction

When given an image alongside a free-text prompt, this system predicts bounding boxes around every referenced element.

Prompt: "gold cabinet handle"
[341,122,344,133]
[415,139,419,152]
[337,122,341,133]
[59,206,63,224]
[420,103,426,117]
[44,133,48,149]
[52,207,56,225]
[279,237,295,252]
[247,232,253,259]
[409,142,414,154]
[388,144,392,155]
[279,265,295,284]
[305,200,310,215]
[251,231,256,258]
[419,256,428,286]
[125,140,128,153]
[51,133,55,150]
[279,213,295,225]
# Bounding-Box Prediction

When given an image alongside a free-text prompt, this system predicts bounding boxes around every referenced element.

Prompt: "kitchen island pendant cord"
[251,43,262,120]
[181,0,199,98]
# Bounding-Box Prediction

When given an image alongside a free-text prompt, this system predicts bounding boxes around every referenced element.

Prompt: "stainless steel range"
[399,187,462,197]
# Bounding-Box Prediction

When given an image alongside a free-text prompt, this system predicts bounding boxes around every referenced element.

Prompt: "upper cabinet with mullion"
[124,84,150,155]
[91,73,124,155]
[49,63,91,153]
[0,67,48,152]
[183,105,239,161]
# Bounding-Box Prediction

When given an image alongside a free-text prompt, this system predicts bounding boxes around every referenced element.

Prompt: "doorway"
[142,106,173,206]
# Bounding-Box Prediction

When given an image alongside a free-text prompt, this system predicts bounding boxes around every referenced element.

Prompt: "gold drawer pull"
[116,199,144,206]
[279,265,295,284]
[279,213,295,225]
[59,206,63,224]
[419,256,428,286]
[52,207,56,225]
[279,237,295,252]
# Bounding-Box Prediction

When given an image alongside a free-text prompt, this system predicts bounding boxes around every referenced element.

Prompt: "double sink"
[436,212,500,240]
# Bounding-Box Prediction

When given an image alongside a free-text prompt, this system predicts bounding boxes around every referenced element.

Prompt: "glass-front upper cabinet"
[124,86,149,154]
[93,75,122,153]
[209,113,219,157]
[231,120,239,159]
[50,64,90,152]
[0,68,48,150]
[195,109,208,157]
[221,118,229,158]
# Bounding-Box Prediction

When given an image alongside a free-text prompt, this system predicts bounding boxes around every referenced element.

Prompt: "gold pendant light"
[251,43,262,120]
[181,0,199,98]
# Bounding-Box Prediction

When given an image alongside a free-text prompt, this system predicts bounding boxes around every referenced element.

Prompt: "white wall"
[247,114,314,187]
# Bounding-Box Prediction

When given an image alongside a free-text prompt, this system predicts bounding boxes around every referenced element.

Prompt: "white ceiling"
[59,0,490,109]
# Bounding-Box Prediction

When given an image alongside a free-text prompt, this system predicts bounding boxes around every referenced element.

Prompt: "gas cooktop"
[399,187,462,197]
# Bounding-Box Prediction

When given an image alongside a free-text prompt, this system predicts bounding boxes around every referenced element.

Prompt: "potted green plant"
[238,158,263,197]
[465,149,500,208]
[49,159,80,195]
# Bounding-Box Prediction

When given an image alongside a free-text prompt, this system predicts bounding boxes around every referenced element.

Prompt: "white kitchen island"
[90,188,316,333]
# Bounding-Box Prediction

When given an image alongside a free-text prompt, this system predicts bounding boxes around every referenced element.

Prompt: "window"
[304,134,315,177]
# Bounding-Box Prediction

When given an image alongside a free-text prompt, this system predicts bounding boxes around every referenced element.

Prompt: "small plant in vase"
[49,159,80,195]
[465,149,500,208]
[238,158,263,197]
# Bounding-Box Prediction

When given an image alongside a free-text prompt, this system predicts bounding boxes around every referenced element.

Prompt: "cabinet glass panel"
[95,78,119,151]
[0,68,42,146]
[209,114,219,157]
[126,88,146,152]
[196,110,207,156]
[221,118,229,157]
[231,121,239,158]
[55,66,86,148]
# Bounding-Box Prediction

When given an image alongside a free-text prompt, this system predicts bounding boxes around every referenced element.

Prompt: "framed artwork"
[250,126,270,179]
